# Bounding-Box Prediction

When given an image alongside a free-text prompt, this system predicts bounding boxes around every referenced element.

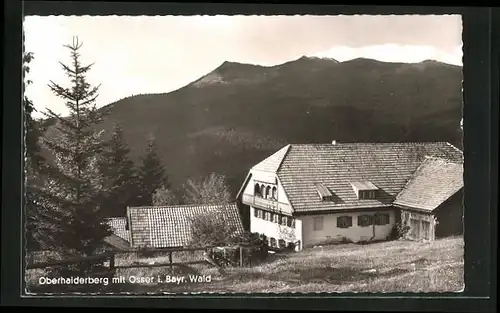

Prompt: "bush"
[207,232,269,267]
[391,222,410,239]
[188,210,239,247]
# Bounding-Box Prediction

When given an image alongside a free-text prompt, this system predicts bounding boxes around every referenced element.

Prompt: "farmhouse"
[124,203,245,249]
[236,142,464,251]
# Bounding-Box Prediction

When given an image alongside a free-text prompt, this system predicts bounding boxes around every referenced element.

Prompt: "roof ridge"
[287,141,457,146]
[423,155,463,164]
[276,144,291,173]
[445,141,463,154]
[128,202,238,210]
[394,158,429,201]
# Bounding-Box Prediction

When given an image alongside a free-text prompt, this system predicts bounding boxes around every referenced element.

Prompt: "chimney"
[332,140,337,145]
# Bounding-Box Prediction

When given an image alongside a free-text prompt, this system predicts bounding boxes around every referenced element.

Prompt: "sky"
[23,15,463,118]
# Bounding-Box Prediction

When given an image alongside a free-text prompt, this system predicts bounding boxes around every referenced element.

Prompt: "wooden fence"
[25,244,263,276]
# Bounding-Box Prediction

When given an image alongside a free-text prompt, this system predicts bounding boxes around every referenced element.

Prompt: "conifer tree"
[23,46,46,251]
[23,26,61,253]
[99,122,139,216]
[137,134,169,205]
[40,37,111,272]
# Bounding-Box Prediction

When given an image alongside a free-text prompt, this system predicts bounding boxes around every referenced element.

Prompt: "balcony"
[241,193,292,213]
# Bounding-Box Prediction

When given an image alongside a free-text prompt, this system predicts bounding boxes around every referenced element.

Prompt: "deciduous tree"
[183,173,231,205]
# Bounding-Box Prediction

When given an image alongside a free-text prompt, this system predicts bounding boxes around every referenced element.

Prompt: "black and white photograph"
[23,14,465,294]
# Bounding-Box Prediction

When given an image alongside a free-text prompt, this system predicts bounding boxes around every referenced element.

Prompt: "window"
[350,181,378,200]
[254,184,262,197]
[265,186,271,199]
[374,213,390,225]
[272,187,277,200]
[313,216,324,231]
[257,209,263,219]
[272,213,279,223]
[337,216,352,228]
[281,216,288,226]
[290,218,296,228]
[266,212,272,221]
[254,208,258,217]
[359,190,376,199]
[357,215,373,227]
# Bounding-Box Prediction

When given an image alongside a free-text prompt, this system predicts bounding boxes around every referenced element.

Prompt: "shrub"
[188,210,239,247]
[391,222,410,239]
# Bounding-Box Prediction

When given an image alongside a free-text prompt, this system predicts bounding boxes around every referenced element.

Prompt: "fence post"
[239,245,243,267]
[169,252,173,274]
[109,253,115,271]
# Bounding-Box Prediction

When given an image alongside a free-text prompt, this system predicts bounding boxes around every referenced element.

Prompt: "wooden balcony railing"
[241,194,292,213]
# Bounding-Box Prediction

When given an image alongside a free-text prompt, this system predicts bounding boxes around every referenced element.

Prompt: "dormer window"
[350,181,378,200]
[315,183,334,201]
[359,190,376,199]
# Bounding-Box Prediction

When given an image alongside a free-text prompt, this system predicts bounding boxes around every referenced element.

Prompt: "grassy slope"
[41,58,463,198]
[25,237,464,294]
[93,236,463,294]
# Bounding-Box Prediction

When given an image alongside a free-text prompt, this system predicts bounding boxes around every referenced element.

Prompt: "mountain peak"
[297,55,340,63]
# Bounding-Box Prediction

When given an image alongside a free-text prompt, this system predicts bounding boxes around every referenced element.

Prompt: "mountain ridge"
[41,56,463,198]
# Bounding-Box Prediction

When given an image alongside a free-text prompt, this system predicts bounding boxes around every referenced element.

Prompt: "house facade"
[237,142,463,251]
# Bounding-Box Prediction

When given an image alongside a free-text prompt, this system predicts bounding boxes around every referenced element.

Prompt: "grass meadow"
[25,236,464,294]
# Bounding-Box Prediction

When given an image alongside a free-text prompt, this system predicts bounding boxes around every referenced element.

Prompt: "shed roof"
[127,203,244,248]
[393,157,464,211]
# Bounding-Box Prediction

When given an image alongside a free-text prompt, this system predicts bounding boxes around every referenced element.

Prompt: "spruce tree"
[99,122,139,216]
[23,47,46,252]
[137,134,169,205]
[23,27,60,253]
[40,37,111,273]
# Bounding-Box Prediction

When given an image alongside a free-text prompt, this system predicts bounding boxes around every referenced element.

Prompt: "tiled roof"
[127,203,245,248]
[394,157,464,211]
[253,144,290,173]
[103,234,131,251]
[270,142,463,212]
[105,217,131,243]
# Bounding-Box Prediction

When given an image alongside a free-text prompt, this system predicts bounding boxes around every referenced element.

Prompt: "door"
[410,218,420,240]
[421,221,430,240]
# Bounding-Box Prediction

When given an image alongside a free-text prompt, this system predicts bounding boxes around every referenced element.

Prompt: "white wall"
[299,210,396,247]
[249,206,302,250]
[243,170,291,204]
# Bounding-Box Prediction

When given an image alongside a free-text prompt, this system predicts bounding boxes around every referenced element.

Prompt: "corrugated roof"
[105,217,131,243]
[394,157,464,211]
[271,142,463,212]
[127,203,244,248]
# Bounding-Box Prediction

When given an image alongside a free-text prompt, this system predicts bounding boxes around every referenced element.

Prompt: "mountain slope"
[43,57,463,197]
